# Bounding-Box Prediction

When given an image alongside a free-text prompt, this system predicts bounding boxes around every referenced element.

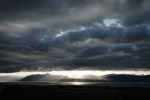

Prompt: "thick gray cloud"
[0,0,150,72]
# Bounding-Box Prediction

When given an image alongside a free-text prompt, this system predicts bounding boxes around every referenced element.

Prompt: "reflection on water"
[1,82,150,88]
[58,82,150,88]
[67,82,92,85]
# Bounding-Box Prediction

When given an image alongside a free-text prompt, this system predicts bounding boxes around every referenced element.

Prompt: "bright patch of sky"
[103,19,123,28]
[1,70,150,78]
[55,26,87,38]
[55,19,123,38]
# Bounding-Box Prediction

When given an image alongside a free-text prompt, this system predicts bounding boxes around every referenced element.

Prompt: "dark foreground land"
[0,83,150,100]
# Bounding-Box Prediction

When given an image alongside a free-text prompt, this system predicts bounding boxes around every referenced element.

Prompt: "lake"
[1,81,150,88]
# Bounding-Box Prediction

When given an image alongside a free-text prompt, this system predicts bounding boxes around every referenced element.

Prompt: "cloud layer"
[0,0,150,72]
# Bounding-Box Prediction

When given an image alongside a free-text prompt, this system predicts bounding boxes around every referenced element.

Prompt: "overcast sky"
[0,0,150,73]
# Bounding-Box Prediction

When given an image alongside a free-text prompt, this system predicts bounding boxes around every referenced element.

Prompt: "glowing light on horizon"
[0,70,150,79]
[68,82,91,85]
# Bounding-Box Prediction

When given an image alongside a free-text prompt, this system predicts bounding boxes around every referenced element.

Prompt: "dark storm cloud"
[78,46,109,58]
[0,0,88,11]
[0,0,89,22]
[0,0,149,26]
[0,0,150,72]
[56,54,143,70]
[100,0,150,26]
[62,24,150,43]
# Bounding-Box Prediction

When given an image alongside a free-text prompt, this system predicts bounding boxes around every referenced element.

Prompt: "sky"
[0,0,150,77]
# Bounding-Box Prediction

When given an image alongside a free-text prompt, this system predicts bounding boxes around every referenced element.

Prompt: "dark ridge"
[105,74,150,82]
[0,84,150,100]
[20,74,48,81]
[20,74,150,82]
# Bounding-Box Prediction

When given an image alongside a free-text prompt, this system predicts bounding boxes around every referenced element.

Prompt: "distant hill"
[20,73,69,82]
[105,74,150,82]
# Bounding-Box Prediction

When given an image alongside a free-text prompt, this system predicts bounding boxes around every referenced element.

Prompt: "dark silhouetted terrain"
[20,74,150,82]
[0,83,150,100]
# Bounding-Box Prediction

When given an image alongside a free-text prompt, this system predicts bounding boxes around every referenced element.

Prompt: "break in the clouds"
[0,0,150,72]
